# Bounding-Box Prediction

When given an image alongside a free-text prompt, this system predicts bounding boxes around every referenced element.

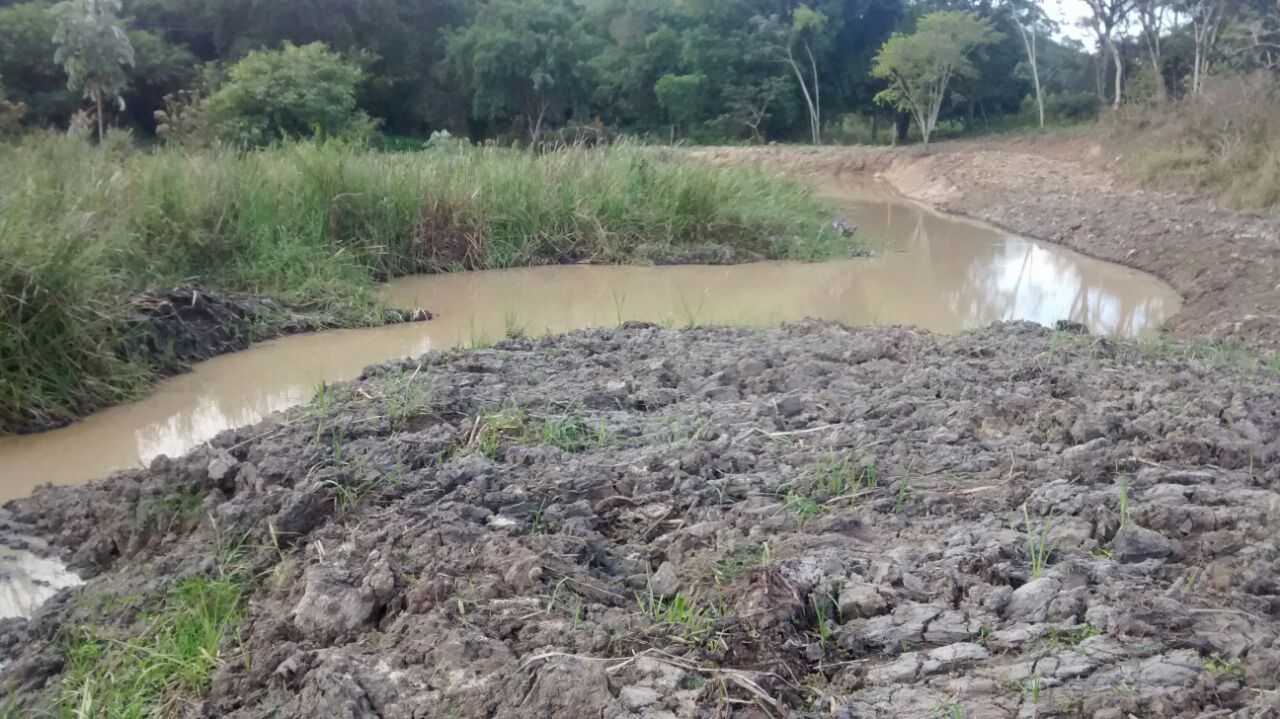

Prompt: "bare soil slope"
[703,137,1280,348]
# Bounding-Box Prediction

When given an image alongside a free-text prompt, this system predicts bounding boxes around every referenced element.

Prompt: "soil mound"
[4,321,1280,717]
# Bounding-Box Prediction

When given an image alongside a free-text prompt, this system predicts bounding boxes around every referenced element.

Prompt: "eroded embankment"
[3,321,1279,717]
[701,140,1280,349]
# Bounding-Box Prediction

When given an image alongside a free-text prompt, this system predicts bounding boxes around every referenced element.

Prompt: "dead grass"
[1109,73,1280,211]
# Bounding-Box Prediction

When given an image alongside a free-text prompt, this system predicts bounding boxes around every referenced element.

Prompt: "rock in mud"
[1112,524,1180,563]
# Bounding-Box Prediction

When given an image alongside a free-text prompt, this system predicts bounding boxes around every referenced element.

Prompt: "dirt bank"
[4,320,1280,717]
[701,136,1280,349]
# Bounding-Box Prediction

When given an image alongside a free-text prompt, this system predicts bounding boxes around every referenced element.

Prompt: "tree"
[1181,0,1228,93]
[51,0,135,141]
[1081,0,1133,107]
[1135,0,1171,100]
[445,0,589,143]
[871,10,1001,146]
[0,2,79,127]
[1227,0,1279,72]
[722,75,792,142]
[204,42,374,146]
[654,73,706,137]
[121,29,198,133]
[1005,0,1057,126]
[754,4,832,144]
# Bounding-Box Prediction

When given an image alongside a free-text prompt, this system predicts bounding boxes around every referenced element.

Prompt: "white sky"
[1046,0,1097,44]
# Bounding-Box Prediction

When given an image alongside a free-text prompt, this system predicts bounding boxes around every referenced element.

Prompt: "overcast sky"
[1045,0,1097,44]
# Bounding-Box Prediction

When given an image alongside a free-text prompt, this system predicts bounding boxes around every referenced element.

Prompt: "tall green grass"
[0,135,852,433]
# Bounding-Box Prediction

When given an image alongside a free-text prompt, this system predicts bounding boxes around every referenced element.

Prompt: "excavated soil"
[4,320,1280,717]
[700,138,1280,349]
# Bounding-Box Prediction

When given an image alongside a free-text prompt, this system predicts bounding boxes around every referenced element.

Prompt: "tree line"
[0,0,1277,146]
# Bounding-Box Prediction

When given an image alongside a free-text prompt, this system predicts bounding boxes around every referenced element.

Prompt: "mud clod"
[4,320,1280,717]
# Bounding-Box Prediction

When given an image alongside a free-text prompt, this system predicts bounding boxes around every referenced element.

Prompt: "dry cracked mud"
[3,320,1280,718]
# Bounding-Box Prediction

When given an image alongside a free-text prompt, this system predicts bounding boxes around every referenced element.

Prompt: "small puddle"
[0,544,82,619]
[0,180,1180,502]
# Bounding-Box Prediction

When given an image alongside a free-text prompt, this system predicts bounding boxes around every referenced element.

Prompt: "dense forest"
[0,0,1278,145]
[0,0,1266,146]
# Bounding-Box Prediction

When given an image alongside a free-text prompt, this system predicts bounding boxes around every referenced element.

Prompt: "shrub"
[824,113,895,145]
[204,42,376,147]
[1046,91,1101,122]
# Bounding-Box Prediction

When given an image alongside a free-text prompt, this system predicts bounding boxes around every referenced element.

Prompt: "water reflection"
[0,181,1180,500]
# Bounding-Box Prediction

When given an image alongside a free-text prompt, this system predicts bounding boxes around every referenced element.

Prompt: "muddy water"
[0,544,82,619]
[0,181,1180,502]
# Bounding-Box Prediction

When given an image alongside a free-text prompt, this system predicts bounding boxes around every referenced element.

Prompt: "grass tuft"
[466,402,613,459]
[1023,503,1057,580]
[636,586,724,646]
[54,573,246,718]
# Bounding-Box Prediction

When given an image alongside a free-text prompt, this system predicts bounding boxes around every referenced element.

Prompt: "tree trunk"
[894,113,909,144]
[1094,41,1107,101]
[1032,65,1045,126]
[1028,36,1045,127]
[1190,0,1224,95]
[806,42,821,144]
[786,46,821,145]
[1137,0,1167,102]
[527,101,549,145]
[1110,40,1124,108]
[95,91,104,143]
[1193,43,1203,94]
[1148,44,1166,101]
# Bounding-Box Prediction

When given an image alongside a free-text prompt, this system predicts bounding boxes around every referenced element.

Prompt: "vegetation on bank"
[0,135,853,434]
[51,573,246,719]
[1110,74,1280,210]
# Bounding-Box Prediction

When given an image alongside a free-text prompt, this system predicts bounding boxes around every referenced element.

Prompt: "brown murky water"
[0,181,1180,502]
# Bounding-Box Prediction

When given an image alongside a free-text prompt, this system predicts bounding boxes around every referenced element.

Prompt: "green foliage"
[204,42,373,147]
[1045,90,1102,121]
[872,11,1001,145]
[444,0,588,141]
[777,453,881,521]
[0,2,78,125]
[55,574,246,718]
[655,73,707,132]
[1,0,1109,144]
[122,28,198,132]
[714,541,770,582]
[0,1,194,132]
[636,585,724,645]
[51,0,135,139]
[466,402,614,458]
[1046,623,1101,647]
